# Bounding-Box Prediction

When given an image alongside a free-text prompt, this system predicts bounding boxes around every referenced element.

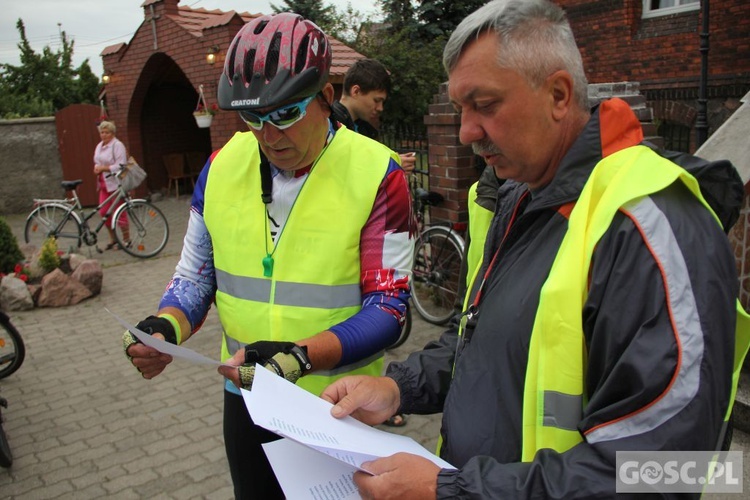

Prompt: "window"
[643,0,700,18]
[657,120,692,153]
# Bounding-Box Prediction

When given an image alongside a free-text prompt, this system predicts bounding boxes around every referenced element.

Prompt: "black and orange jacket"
[388,98,744,498]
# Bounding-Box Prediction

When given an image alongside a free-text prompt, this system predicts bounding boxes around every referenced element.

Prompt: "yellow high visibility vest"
[464,181,494,293]
[521,145,750,461]
[204,128,399,395]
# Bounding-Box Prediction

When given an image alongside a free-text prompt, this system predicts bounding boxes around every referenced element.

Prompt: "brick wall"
[559,0,750,90]
[558,0,750,151]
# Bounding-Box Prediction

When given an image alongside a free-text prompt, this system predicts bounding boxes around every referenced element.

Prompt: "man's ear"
[321,83,335,106]
[349,84,362,98]
[546,70,574,121]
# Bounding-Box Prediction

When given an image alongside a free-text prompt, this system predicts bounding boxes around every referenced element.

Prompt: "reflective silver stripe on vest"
[586,196,704,444]
[224,332,382,375]
[274,281,361,308]
[216,269,360,309]
[226,334,243,357]
[216,269,271,303]
[543,391,582,431]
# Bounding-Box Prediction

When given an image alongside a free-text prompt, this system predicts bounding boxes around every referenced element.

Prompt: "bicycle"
[24,175,169,258]
[0,310,24,468]
[0,310,24,381]
[409,169,466,325]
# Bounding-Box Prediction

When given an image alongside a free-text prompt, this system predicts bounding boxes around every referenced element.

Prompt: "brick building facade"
[559,0,750,152]
[99,0,365,193]
[424,0,749,222]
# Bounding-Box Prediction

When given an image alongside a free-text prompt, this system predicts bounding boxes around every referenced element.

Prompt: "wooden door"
[55,104,102,206]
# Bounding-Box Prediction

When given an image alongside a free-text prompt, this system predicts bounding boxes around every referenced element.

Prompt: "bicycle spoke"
[114,201,169,258]
[411,226,464,325]
[24,203,82,252]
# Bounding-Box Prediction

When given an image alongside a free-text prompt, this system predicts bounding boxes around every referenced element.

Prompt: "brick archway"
[125,53,212,194]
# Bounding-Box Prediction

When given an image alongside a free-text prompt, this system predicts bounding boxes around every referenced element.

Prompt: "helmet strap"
[259,145,273,205]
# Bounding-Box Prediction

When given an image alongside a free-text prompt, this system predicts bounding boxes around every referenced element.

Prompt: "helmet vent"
[243,49,256,82]
[265,32,281,80]
[254,20,269,35]
[295,35,310,75]
[227,42,238,80]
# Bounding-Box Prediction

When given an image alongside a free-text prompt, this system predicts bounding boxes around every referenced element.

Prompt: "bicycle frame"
[32,184,129,246]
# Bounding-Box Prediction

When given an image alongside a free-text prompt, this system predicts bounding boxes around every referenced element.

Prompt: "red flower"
[19,274,27,282]
[14,263,22,274]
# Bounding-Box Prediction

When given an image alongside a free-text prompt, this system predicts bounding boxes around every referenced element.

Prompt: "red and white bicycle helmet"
[218,13,332,111]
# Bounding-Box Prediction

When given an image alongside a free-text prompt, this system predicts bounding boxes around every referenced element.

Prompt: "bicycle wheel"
[387,307,412,350]
[112,200,169,258]
[0,397,11,468]
[412,225,465,325]
[0,311,25,380]
[24,203,82,253]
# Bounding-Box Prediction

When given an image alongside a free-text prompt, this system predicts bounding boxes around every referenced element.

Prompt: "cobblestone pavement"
[2,195,747,499]
[0,196,444,499]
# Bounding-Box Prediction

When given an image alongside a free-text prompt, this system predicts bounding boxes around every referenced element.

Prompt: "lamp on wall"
[206,45,219,65]
[102,71,112,85]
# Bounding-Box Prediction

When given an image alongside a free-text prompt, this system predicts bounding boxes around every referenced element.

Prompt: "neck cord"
[465,191,530,326]
[260,132,334,277]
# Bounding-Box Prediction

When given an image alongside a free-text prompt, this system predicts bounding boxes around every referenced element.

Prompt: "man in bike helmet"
[122,12,414,499]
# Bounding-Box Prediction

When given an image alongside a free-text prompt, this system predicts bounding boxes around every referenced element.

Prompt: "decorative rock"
[71,259,103,295]
[36,268,93,307]
[68,253,87,272]
[0,275,34,311]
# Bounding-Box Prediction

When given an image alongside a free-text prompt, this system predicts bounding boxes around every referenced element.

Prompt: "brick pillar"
[424,83,482,224]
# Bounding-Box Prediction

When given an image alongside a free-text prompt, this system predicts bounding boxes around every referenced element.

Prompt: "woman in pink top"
[92,121,129,249]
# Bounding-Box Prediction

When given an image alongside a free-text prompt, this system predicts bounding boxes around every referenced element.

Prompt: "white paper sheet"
[107,308,222,365]
[263,438,361,500]
[244,365,455,477]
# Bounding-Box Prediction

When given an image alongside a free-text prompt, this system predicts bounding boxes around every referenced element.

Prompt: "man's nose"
[260,123,284,142]
[458,112,484,145]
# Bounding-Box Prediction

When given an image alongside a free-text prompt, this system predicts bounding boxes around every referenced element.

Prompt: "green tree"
[357,24,446,130]
[271,0,337,29]
[417,0,488,39]
[378,0,418,33]
[0,19,99,119]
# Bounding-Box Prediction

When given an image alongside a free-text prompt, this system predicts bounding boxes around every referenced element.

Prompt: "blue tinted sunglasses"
[240,94,317,131]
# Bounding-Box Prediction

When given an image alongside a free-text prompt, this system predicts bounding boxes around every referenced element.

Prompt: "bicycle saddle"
[416,187,444,206]
[61,180,84,190]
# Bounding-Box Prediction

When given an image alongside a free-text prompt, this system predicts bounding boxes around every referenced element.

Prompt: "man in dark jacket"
[321,0,747,498]
[332,58,416,174]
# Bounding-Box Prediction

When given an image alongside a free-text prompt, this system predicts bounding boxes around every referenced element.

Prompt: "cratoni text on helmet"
[231,98,260,107]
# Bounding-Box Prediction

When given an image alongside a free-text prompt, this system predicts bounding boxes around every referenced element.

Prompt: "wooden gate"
[55,104,102,206]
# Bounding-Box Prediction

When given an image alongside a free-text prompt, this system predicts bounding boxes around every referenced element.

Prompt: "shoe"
[105,241,118,251]
[383,413,407,427]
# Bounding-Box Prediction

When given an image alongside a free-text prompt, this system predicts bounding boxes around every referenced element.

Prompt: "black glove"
[237,341,312,389]
[122,315,178,362]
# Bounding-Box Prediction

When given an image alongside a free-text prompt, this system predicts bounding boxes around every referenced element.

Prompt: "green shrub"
[0,217,25,274]
[38,236,62,273]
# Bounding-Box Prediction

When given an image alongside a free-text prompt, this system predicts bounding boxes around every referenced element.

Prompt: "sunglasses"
[240,94,317,131]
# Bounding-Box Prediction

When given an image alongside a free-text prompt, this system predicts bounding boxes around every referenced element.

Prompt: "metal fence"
[381,123,430,191]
